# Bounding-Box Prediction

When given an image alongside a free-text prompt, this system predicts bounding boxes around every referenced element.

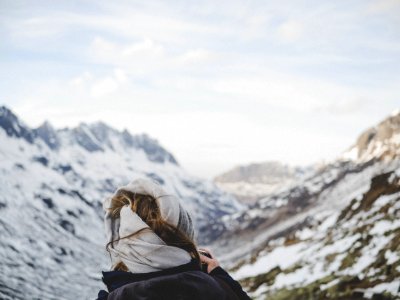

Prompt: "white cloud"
[69,68,128,98]
[313,97,365,115]
[3,0,400,178]
[88,36,168,74]
[90,77,118,98]
[3,16,67,39]
[178,49,217,64]
[70,71,93,86]
[367,0,400,14]
[207,74,367,115]
[91,37,116,54]
[122,39,164,57]
[276,20,304,42]
[88,35,221,77]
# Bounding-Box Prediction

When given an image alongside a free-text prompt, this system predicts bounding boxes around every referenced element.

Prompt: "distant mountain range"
[214,161,312,204]
[214,110,400,208]
[0,106,243,300]
[212,110,400,299]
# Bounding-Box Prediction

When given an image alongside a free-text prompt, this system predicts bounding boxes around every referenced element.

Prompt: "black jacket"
[96,259,251,300]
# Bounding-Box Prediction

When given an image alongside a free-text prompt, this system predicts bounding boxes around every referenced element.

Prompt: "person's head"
[104,179,200,271]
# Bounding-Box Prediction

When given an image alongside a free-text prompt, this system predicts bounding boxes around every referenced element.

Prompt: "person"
[96,178,251,300]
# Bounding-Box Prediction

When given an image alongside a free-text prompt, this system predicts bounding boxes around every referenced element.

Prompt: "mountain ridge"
[0,105,178,165]
[0,105,243,299]
[213,161,311,204]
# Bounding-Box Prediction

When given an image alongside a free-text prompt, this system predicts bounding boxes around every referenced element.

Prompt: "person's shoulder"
[96,289,109,300]
[108,270,227,300]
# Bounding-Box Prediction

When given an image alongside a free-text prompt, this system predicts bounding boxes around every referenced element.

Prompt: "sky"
[1,0,399,179]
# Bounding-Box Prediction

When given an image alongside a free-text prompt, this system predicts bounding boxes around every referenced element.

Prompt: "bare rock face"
[0,106,35,143]
[33,121,61,150]
[343,110,400,162]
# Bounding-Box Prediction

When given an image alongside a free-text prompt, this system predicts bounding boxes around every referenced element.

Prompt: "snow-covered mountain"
[232,168,400,299]
[214,161,310,204]
[214,110,400,299]
[0,106,243,300]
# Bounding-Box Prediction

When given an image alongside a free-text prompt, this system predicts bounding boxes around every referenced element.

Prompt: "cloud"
[70,71,93,86]
[3,0,400,178]
[2,15,67,39]
[122,39,164,57]
[88,35,221,77]
[88,36,169,75]
[276,20,304,42]
[206,73,367,114]
[367,0,400,14]
[70,68,128,98]
[178,49,218,64]
[313,97,365,115]
[90,36,165,60]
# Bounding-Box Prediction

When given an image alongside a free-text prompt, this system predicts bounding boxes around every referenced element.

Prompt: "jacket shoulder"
[108,270,233,300]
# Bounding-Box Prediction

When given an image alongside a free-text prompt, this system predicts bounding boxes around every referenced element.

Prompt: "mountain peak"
[90,120,112,128]
[34,120,60,150]
[39,120,54,129]
[0,105,35,143]
[0,105,12,115]
[71,123,105,152]
[0,106,179,165]
[391,108,400,117]
[341,109,400,162]
[133,133,179,165]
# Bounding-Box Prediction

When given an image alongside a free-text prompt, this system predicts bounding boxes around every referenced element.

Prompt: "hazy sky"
[1,0,399,179]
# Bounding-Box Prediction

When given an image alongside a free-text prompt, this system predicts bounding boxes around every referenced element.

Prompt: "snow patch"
[363,280,400,298]
[232,243,305,279]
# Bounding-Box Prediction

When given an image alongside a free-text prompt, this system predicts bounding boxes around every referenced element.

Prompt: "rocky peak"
[120,130,178,164]
[1,106,179,165]
[342,109,400,162]
[34,121,60,150]
[0,105,35,143]
[88,121,118,150]
[70,123,105,152]
[134,133,178,165]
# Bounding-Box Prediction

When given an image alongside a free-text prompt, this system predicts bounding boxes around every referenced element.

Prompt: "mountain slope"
[215,110,400,299]
[0,106,243,300]
[233,168,400,299]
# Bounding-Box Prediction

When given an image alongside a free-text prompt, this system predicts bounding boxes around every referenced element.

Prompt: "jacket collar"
[102,259,201,292]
